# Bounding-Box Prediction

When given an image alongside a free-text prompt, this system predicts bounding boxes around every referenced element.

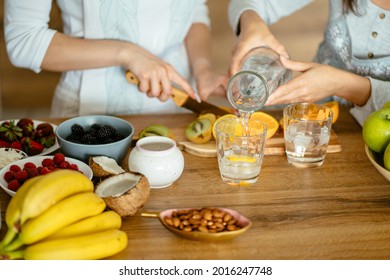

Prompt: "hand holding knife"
[125,70,231,116]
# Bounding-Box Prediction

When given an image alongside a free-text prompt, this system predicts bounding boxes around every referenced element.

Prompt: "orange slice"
[212,114,237,140]
[322,101,339,124]
[227,155,257,163]
[249,112,279,139]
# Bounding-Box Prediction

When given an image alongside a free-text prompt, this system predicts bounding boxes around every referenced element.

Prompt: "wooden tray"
[178,129,342,157]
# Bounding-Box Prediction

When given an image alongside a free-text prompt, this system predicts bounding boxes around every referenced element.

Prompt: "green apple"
[362,108,390,153]
[384,143,390,171]
[383,101,390,108]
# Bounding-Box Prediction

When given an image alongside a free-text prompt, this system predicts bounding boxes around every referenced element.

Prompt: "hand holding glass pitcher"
[227,46,291,113]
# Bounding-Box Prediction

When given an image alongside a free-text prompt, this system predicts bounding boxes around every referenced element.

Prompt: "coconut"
[95,171,150,217]
[89,156,125,178]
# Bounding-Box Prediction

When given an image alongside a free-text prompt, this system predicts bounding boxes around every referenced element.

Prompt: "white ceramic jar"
[128,136,184,188]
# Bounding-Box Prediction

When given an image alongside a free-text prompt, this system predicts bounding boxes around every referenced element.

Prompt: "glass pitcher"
[227,46,291,112]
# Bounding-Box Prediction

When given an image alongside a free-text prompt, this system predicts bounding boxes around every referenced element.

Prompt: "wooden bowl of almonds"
[141,207,252,241]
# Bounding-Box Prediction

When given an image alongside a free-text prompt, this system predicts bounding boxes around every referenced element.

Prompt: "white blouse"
[4,0,210,117]
[229,0,390,126]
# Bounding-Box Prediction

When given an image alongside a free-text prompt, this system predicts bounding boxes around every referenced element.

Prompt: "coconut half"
[89,156,125,178]
[95,171,150,217]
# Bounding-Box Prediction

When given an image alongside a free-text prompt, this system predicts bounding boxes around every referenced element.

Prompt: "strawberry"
[36,134,56,148]
[17,118,35,137]
[10,141,23,150]
[0,120,23,142]
[34,123,54,138]
[0,140,10,148]
[21,137,45,156]
[7,179,20,192]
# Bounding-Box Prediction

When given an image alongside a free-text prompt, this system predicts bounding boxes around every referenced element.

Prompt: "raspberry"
[40,167,52,175]
[24,162,37,169]
[47,166,58,171]
[53,153,65,165]
[37,166,44,174]
[25,168,40,178]
[59,161,69,169]
[68,163,79,171]
[4,171,15,183]
[9,164,21,173]
[15,170,28,182]
[7,179,20,192]
[42,158,55,167]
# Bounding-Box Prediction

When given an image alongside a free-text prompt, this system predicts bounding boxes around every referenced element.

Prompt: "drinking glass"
[283,103,333,168]
[215,118,267,186]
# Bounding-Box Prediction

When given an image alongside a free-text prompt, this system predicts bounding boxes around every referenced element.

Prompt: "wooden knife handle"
[125,70,188,106]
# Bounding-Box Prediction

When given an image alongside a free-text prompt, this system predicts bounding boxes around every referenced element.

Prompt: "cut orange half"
[212,114,237,140]
[249,112,279,139]
[322,101,339,124]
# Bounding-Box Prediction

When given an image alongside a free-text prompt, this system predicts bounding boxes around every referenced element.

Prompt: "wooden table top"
[1,105,390,260]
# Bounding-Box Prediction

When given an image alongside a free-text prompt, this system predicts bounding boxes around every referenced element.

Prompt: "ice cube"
[318,126,330,146]
[293,133,312,155]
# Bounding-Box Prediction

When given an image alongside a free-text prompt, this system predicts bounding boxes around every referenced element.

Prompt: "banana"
[5,192,106,251]
[0,176,43,250]
[13,229,128,260]
[19,169,94,224]
[45,210,122,240]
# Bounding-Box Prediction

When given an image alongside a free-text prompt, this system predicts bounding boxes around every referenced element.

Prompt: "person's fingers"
[138,76,150,94]
[149,72,161,98]
[170,71,195,99]
[280,57,314,72]
[159,76,172,102]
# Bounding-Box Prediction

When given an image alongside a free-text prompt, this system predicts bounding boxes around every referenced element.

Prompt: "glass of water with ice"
[283,103,333,168]
[215,118,267,186]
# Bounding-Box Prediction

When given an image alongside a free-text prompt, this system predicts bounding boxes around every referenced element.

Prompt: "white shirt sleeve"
[4,0,57,73]
[228,0,313,34]
[193,0,211,27]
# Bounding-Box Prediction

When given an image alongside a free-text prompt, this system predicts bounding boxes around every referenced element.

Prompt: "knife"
[125,70,231,116]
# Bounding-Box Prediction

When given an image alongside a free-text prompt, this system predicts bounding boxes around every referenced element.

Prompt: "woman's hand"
[265,57,371,106]
[229,10,288,76]
[125,44,195,102]
[195,69,228,101]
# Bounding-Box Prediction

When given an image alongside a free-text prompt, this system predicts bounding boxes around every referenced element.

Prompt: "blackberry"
[97,125,116,139]
[71,124,85,136]
[81,133,98,144]
[66,134,82,143]
[91,123,101,131]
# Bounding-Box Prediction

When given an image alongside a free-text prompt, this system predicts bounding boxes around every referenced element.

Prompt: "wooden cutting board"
[178,129,342,157]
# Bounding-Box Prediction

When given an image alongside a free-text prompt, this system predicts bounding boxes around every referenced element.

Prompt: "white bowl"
[0,155,93,197]
[365,144,390,181]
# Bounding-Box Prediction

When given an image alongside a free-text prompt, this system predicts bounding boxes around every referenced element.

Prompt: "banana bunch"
[0,169,128,260]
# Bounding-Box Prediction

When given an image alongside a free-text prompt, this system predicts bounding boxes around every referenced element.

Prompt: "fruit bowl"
[0,155,93,197]
[55,115,134,163]
[365,144,390,181]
